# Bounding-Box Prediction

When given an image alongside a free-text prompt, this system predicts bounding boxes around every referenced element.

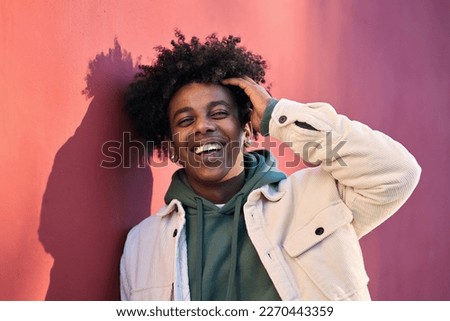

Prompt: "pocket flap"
[283,202,353,257]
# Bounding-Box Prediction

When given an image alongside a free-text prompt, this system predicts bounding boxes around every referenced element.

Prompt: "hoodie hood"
[165,149,286,213]
[164,149,286,300]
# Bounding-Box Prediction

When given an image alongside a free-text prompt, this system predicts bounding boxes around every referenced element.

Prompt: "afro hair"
[125,30,268,157]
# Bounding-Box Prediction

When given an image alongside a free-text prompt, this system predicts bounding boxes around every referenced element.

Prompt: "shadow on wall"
[39,40,152,300]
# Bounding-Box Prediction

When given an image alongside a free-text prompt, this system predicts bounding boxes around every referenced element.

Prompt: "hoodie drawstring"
[225,193,243,300]
[195,194,244,301]
[195,197,204,301]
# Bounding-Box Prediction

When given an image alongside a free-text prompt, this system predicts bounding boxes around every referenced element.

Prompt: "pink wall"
[1,0,449,300]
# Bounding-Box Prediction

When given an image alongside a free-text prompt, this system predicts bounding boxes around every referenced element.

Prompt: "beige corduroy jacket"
[120,99,421,301]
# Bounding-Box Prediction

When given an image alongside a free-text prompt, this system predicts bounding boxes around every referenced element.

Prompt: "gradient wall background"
[1,0,449,300]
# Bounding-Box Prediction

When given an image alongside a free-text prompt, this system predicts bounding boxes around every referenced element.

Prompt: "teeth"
[194,143,222,155]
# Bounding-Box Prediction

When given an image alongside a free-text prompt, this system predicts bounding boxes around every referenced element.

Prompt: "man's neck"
[187,170,245,204]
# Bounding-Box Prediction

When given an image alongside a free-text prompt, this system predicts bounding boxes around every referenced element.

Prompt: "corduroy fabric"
[120,99,420,301]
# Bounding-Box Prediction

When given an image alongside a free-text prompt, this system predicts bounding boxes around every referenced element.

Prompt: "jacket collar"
[156,199,185,218]
[247,183,285,204]
[157,183,285,218]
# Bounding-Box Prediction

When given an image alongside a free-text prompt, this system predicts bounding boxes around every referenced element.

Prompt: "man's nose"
[194,117,216,135]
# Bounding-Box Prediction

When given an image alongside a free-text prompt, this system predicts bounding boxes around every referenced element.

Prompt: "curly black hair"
[125,30,268,157]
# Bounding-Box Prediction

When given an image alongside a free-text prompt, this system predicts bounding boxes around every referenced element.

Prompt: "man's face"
[168,82,249,186]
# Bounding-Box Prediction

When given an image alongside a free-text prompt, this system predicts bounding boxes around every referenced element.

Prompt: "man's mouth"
[194,142,223,155]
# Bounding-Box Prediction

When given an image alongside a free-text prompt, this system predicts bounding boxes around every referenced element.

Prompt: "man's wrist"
[259,98,279,136]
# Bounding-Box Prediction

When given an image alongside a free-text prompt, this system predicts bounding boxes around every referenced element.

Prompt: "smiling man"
[120,31,421,301]
[167,82,252,203]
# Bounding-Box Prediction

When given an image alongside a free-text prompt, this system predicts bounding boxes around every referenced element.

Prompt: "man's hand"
[221,76,271,133]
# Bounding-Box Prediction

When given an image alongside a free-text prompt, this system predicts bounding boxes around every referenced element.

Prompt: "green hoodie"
[164,150,287,300]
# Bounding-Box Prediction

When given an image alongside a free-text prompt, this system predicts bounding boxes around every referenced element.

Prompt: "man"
[120,31,421,300]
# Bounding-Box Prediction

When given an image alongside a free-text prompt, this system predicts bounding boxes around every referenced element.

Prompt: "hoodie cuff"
[259,98,279,136]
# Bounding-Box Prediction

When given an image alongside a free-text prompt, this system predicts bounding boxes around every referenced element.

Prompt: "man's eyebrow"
[172,106,193,119]
[207,100,233,109]
[172,100,233,119]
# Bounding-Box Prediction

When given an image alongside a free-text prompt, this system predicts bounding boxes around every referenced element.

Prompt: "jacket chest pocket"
[283,202,369,300]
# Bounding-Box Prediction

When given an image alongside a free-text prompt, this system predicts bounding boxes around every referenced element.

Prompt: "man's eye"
[177,117,193,126]
[211,111,229,118]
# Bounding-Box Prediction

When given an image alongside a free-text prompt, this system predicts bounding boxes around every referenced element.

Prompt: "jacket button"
[278,115,287,124]
[173,229,178,237]
[315,227,324,235]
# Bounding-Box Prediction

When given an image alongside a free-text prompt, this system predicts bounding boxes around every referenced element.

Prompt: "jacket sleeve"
[266,99,421,238]
[120,253,131,300]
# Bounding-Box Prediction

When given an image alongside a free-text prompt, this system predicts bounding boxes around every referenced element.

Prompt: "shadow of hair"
[39,39,152,300]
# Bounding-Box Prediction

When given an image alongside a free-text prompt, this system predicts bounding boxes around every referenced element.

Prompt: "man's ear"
[243,122,254,147]
[166,139,178,163]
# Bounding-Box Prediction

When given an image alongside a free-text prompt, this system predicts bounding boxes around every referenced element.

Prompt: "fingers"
[221,77,267,99]
[220,76,256,88]
[221,76,271,105]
